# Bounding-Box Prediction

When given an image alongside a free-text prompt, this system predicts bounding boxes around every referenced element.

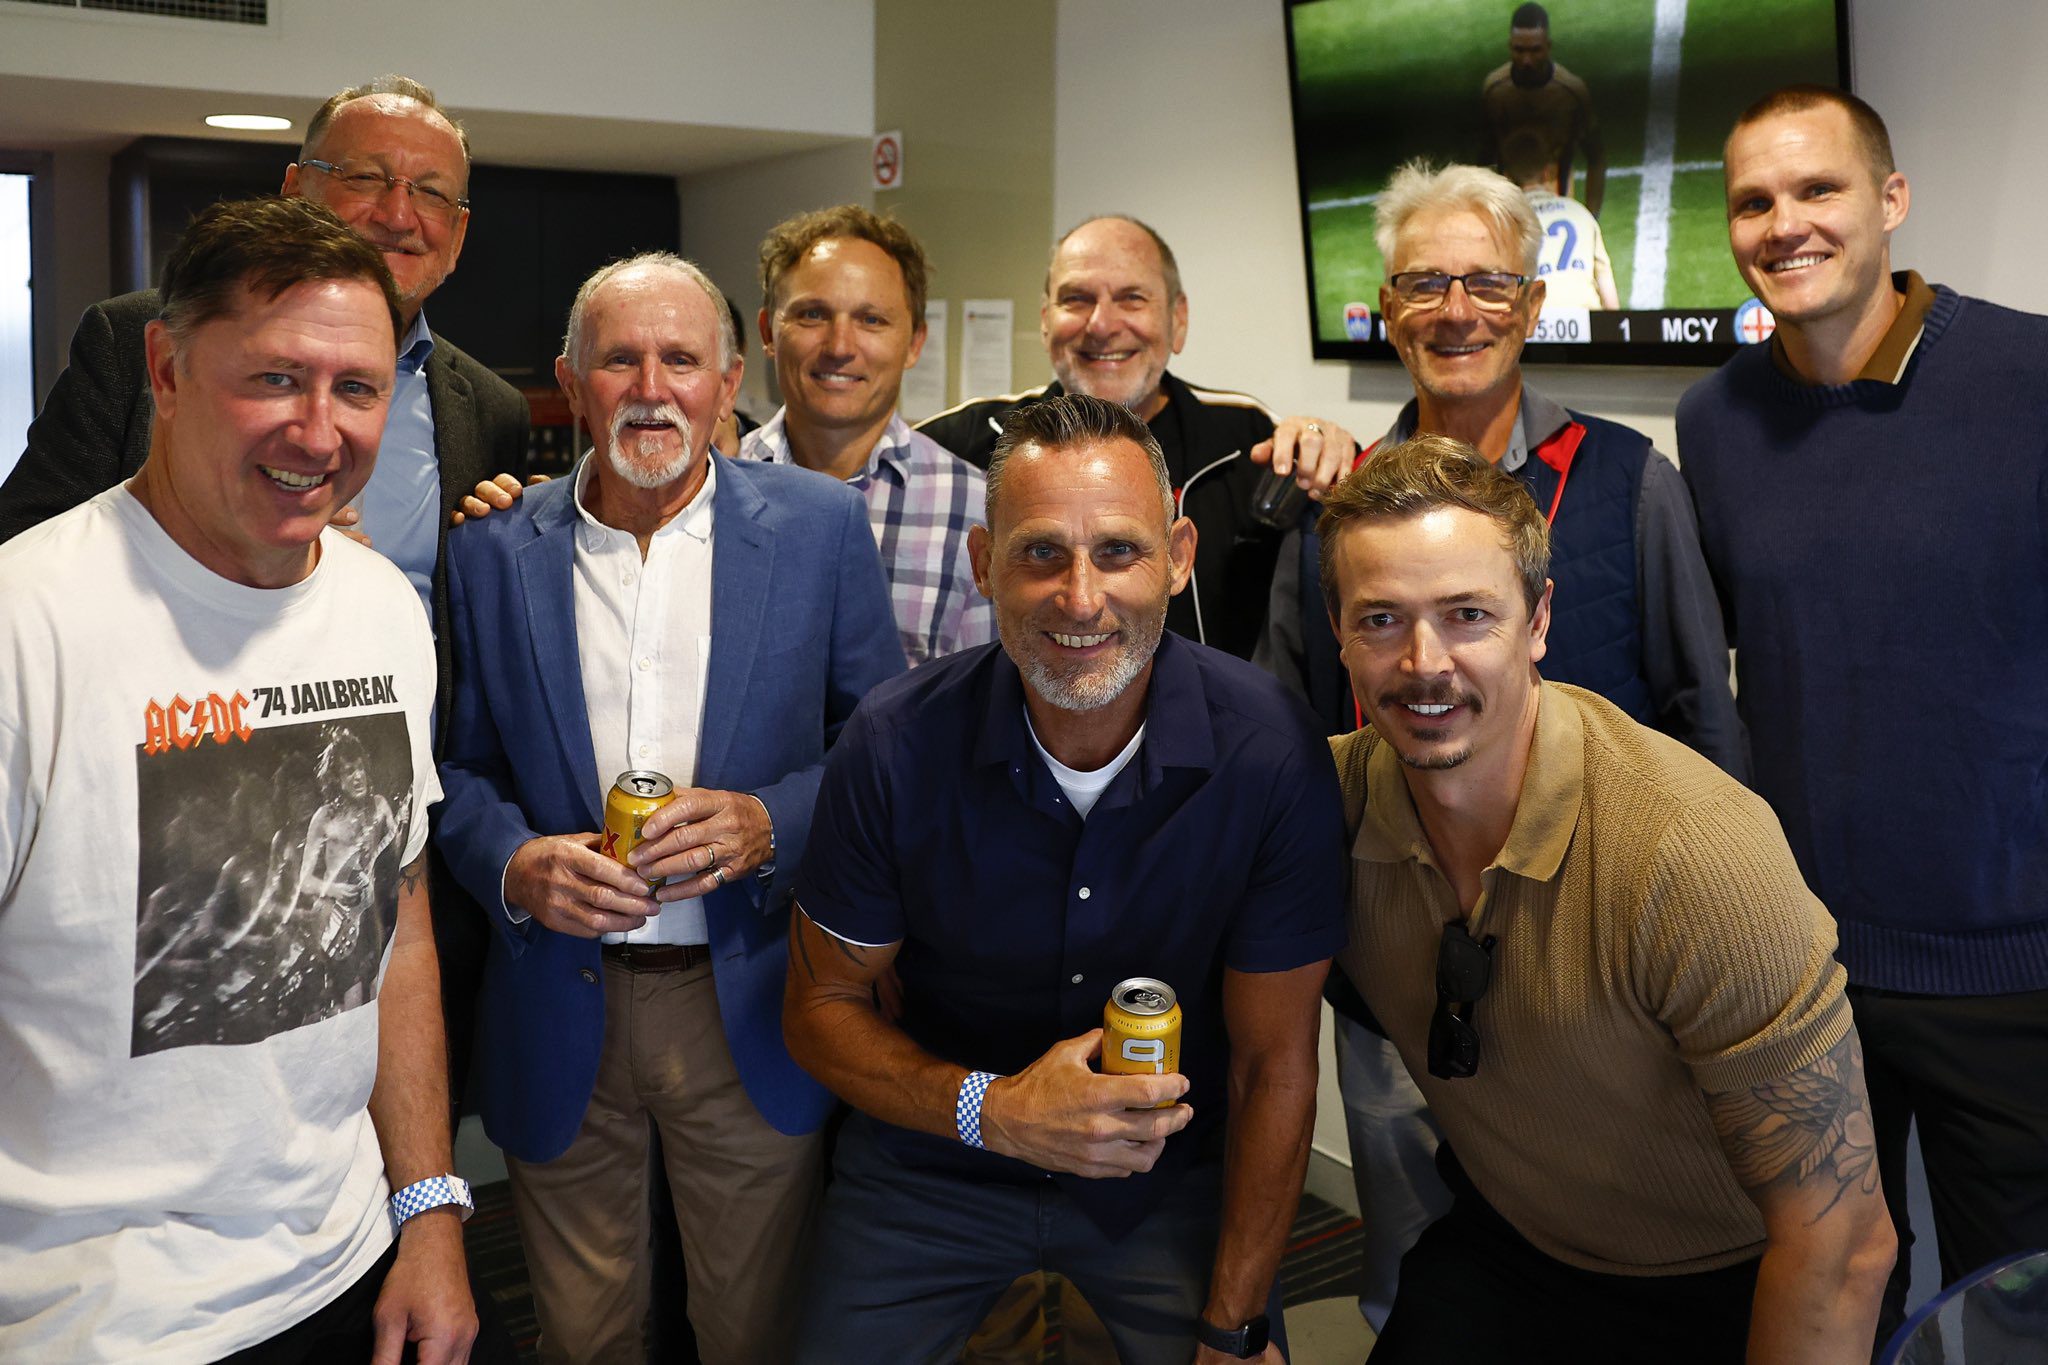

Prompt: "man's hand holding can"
[977,1029,1192,1179]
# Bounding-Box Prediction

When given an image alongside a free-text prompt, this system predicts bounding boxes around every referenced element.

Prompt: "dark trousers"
[1852,984,2048,1354]
[793,1115,1284,1365]
[218,1241,519,1365]
[1371,1151,1759,1365]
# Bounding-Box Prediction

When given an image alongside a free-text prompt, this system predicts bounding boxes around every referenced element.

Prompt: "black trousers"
[1852,984,2048,1355]
[218,1241,519,1365]
[1371,1151,1760,1365]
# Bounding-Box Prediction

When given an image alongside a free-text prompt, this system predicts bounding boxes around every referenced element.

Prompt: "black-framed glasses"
[1387,271,1531,312]
[296,159,470,220]
[1427,920,1496,1080]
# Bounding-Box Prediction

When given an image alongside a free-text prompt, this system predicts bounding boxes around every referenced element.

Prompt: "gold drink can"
[603,770,675,890]
[1102,977,1182,1106]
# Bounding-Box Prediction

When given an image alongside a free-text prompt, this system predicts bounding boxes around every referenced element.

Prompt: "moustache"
[610,401,689,439]
[358,230,427,255]
[1380,684,1481,713]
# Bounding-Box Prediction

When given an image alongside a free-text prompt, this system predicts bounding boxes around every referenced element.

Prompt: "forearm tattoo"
[397,851,427,900]
[794,916,819,982]
[1706,1030,1881,1225]
[792,908,873,985]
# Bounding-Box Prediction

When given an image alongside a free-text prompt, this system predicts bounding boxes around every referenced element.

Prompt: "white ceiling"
[0,73,860,177]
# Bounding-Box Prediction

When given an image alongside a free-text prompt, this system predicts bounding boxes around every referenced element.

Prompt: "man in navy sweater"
[1679,85,2048,1350]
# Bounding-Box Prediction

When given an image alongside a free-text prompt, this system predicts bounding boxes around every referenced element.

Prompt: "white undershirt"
[572,454,716,944]
[1024,709,1146,819]
[808,708,1152,955]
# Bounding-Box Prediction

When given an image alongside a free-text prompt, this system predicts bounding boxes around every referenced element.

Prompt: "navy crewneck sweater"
[1678,285,2048,994]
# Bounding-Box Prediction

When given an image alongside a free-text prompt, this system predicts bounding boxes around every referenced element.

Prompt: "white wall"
[0,0,872,136]
[1853,0,2048,313]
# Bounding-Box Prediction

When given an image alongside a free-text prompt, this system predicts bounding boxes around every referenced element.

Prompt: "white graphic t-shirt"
[0,487,441,1362]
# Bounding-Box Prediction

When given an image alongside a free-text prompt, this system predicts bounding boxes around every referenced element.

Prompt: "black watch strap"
[1194,1312,1270,1358]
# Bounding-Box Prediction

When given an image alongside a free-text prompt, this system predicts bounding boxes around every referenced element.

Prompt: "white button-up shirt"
[572,453,716,945]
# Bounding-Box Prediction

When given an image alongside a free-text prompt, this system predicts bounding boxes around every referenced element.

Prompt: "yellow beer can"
[1102,977,1182,1106]
[603,769,675,890]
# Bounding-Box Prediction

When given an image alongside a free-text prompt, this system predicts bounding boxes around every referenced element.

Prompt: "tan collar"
[1354,682,1584,884]
[1771,270,1937,385]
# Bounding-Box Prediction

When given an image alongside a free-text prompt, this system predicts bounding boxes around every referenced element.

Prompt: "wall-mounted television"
[1283,0,1852,366]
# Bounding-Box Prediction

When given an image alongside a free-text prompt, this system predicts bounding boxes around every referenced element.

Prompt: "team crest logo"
[1735,297,1776,345]
[1343,302,1374,341]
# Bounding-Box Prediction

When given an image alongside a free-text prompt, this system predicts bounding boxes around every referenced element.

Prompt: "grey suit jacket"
[0,288,532,741]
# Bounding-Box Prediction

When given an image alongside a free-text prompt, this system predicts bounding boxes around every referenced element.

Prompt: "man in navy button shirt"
[783,392,1346,1364]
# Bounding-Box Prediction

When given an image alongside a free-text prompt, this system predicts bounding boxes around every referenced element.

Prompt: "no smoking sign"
[871,130,904,190]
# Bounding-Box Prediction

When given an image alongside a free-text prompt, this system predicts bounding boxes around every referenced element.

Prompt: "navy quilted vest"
[1519,413,1652,722]
[1301,410,1652,729]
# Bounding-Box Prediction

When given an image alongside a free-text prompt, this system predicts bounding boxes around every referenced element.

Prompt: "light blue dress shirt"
[356,311,441,621]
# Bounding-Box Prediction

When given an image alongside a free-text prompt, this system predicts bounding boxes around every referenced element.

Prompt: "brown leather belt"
[601,942,711,973]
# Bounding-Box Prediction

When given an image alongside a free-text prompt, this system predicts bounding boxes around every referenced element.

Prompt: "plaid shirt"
[739,411,992,666]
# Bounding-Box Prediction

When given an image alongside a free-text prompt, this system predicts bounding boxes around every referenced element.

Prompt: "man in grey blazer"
[0,74,528,1096]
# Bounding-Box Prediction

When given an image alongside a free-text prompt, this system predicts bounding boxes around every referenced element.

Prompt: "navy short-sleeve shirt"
[796,630,1347,1236]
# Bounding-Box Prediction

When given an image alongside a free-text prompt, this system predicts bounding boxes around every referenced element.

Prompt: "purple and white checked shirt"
[740,411,992,666]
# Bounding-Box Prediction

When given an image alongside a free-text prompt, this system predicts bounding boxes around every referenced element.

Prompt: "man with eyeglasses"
[1257,158,1741,1334]
[5,74,526,597]
[1318,433,1892,1364]
[1681,86,2048,1351]
[2,74,529,1101]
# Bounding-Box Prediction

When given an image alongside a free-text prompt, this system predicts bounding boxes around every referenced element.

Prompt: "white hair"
[562,251,737,372]
[1373,160,1542,276]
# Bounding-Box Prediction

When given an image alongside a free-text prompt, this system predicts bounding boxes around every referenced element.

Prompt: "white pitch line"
[1629,0,1690,309]
[1306,160,1721,214]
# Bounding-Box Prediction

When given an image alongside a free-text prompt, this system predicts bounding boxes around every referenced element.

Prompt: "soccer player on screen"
[1502,129,1619,310]
[1482,3,1606,218]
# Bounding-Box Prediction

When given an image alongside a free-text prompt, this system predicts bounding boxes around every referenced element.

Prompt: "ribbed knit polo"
[1334,684,1850,1275]
[1678,280,2048,994]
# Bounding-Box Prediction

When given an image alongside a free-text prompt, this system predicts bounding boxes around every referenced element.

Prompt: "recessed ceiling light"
[205,114,292,131]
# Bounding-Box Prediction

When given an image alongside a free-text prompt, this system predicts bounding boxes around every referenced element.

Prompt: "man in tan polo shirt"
[1316,434,1893,1364]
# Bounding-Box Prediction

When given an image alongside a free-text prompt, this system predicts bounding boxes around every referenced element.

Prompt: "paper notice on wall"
[899,300,949,422]
[960,299,1014,403]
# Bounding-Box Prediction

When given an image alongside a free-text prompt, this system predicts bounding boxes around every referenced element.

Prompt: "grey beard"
[1002,601,1165,713]
[604,401,695,490]
[1053,354,1168,416]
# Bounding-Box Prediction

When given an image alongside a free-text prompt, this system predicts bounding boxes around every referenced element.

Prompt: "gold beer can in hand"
[603,770,675,891]
[1102,977,1182,1107]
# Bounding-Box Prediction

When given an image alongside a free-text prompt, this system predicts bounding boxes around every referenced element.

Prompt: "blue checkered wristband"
[390,1174,474,1231]
[956,1070,1002,1149]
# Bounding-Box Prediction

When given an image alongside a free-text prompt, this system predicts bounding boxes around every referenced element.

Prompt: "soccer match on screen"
[1286,0,1843,359]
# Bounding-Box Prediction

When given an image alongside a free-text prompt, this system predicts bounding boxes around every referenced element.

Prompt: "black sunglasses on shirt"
[1427,920,1496,1080]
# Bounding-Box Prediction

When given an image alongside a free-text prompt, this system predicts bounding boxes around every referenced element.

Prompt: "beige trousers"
[506,958,822,1365]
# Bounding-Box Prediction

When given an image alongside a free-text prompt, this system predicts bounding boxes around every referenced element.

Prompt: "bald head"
[1040,216,1189,418]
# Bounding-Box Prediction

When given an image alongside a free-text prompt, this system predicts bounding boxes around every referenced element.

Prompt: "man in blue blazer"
[435,253,903,1363]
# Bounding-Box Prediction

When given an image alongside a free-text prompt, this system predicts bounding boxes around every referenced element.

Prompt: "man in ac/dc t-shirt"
[0,198,501,1363]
